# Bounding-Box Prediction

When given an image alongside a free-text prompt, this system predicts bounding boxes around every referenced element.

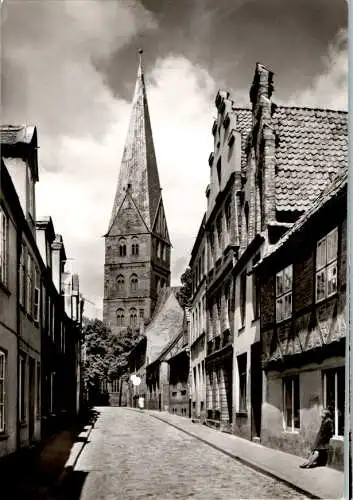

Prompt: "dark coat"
[312,416,334,451]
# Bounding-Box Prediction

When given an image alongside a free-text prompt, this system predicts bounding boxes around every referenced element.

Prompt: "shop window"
[283,375,300,431]
[276,265,293,322]
[238,353,247,413]
[316,228,338,302]
[323,366,345,436]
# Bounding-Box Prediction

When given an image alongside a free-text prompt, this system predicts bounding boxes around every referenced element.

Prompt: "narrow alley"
[54,407,309,500]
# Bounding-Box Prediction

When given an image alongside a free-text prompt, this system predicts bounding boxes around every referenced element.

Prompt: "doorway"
[251,342,262,440]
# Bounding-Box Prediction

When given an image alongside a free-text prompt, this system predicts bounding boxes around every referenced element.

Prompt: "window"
[216,214,222,240]
[238,353,247,412]
[27,171,35,217]
[51,302,55,339]
[33,267,40,322]
[20,243,26,306]
[240,271,247,327]
[119,238,126,257]
[0,351,6,432]
[161,278,165,289]
[26,253,33,314]
[316,228,338,302]
[162,244,166,261]
[71,296,77,321]
[130,308,137,328]
[19,355,26,421]
[156,240,161,259]
[116,309,125,326]
[217,158,221,185]
[283,375,300,431]
[0,207,8,286]
[131,239,139,256]
[252,254,260,320]
[111,379,119,392]
[139,309,144,319]
[49,372,55,414]
[36,363,41,418]
[276,265,293,322]
[116,275,125,292]
[225,198,231,229]
[323,367,345,436]
[130,274,138,292]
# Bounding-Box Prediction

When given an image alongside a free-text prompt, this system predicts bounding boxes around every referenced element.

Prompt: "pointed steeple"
[108,49,162,233]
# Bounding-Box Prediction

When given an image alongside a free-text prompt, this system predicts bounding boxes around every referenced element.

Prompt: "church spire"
[107,49,162,234]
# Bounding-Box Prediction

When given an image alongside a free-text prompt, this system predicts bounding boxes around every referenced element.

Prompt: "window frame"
[237,353,247,413]
[0,350,6,433]
[119,238,126,257]
[323,366,345,437]
[129,308,138,328]
[0,206,9,287]
[130,274,138,292]
[116,308,125,327]
[116,275,125,292]
[316,227,338,303]
[276,265,293,323]
[240,271,247,327]
[283,375,300,432]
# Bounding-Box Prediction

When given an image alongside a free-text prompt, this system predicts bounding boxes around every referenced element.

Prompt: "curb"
[147,412,322,500]
[50,423,95,495]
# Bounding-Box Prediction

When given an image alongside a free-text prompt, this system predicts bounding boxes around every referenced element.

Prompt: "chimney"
[51,234,66,295]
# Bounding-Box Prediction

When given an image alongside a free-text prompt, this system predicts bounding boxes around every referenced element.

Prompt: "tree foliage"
[82,318,142,395]
[176,266,192,309]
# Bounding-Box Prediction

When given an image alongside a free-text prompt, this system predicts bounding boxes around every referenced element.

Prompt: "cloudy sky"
[1,0,348,319]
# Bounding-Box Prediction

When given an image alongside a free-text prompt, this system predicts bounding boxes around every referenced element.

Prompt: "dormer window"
[223,113,230,129]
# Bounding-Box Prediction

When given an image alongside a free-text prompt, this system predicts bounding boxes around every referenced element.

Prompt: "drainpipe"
[16,229,21,452]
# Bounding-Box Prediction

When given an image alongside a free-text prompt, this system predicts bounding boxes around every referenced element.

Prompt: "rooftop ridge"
[273,104,348,114]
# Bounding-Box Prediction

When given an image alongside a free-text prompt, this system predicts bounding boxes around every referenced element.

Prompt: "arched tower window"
[119,238,126,257]
[116,308,125,326]
[131,237,139,256]
[130,308,138,327]
[130,274,138,292]
[116,275,125,292]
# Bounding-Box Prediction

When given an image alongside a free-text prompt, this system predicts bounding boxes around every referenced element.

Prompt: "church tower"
[103,50,171,337]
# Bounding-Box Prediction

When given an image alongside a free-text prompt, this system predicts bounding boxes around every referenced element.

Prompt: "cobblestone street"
[57,407,310,500]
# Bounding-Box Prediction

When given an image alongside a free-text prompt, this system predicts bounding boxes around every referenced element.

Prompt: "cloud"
[286,29,348,109]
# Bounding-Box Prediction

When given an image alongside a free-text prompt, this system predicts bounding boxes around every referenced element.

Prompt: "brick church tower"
[103,50,171,337]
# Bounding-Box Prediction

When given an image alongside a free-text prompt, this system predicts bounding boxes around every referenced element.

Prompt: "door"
[251,342,262,439]
[28,357,36,442]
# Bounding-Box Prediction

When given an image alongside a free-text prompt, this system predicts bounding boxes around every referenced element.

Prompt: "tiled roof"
[0,124,37,145]
[272,106,348,212]
[233,108,252,170]
[145,287,184,365]
[260,170,347,264]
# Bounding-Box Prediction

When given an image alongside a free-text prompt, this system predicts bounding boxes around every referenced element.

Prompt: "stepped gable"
[232,107,252,171]
[272,106,348,213]
[145,287,184,365]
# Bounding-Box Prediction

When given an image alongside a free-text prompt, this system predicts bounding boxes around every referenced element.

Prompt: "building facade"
[204,91,252,432]
[189,215,207,422]
[103,53,171,338]
[255,172,347,470]
[0,125,84,460]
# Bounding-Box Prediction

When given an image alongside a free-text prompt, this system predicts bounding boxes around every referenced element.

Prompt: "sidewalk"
[143,409,344,500]
[0,413,96,500]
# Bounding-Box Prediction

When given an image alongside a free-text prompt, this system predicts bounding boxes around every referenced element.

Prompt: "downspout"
[16,229,21,451]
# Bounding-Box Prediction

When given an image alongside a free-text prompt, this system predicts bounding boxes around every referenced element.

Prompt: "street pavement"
[55,407,310,500]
